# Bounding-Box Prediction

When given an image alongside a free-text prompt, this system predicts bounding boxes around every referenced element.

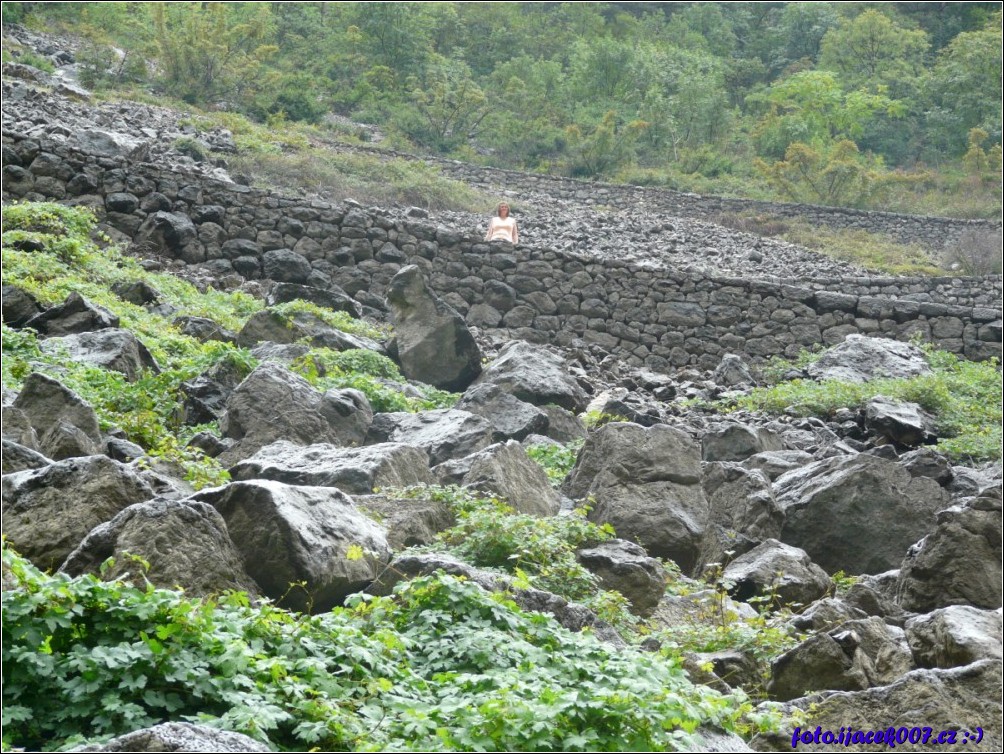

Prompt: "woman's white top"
[485,216,518,244]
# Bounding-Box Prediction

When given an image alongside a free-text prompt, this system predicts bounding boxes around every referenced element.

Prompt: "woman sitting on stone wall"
[485,202,519,244]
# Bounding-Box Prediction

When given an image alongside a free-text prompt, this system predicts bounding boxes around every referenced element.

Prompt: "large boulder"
[71,722,272,752]
[741,450,814,481]
[775,455,950,574]
[434,441,560,517]
[2,285,42,327]
[60,498,259,597]
[473,340,587,412]
[864,395,935,447]
[2,455,157,571]
[1,440,51,474]
[806,335,931,384]
[266,282,361,317]
[40,328,160,381]
[12,372,103,460]
[194,480,391,613]
[905,606,1003,669]
[722,540,831,609]
[229,440,433,494]
[133,211,198,258]
[353,493,455,551]
[701,423,783,462]
[700,464,783,570]
[24,291,119,336]
[385,265,482,391]
[218,364,373,465]
[752,660,1003,752]
[768,617,914,701]
[576,539,667,617]
[896,489,1002,612]
[563,423,708,573]
[456,383,549,442]
[365,409,493,466]
[262,248,312,284]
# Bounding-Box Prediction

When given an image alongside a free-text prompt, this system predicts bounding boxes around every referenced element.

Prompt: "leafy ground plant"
[2,546,756,752]
[720,345,1001,463]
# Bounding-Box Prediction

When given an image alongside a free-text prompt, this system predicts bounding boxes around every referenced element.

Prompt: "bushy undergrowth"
[2,546,753,752]
[721,346,1002,463]
[525,439,584,487]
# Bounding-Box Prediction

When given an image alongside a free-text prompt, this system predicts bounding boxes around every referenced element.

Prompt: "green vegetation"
[525,439,584,487]
[2,545,757,752]
[11,2,1000,217]
[720,345,1002,463]
[0,201,448,487]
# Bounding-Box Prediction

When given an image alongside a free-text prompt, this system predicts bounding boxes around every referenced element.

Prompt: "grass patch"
[780,221,942,276]
[720,346,1001,463]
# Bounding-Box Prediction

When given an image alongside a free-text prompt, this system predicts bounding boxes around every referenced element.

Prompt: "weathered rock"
[752,660,1003,752]
[71,129,142,158]
[864,395,936,447]
[1,405,39,449]
[60,498,259,597]
[905,606,1003,669]
[266,282,362,317]
[366,409,493,466]
[70,722,273,752]
[702,423,784,462]
[25,291,119,336]
[775,455,950,574]
[262,248,312,284]
[230,440,433,494]
[354,493,455,551]
[576,539,667,617]
[236,308,382,352]
[179,376,231,425]
[898,447,954,486]
[542,405,588,442]
[2,284,42,327]
[896,489,1002,612]
[40,328,160,381]
[385,265,482,391]
[435,441,560,517]
[564,422,708,573]
[769,617,914,701]
[741,449,814,482]
[1,439,51,474]
[806,334,931,384]
[2,455,157,571]
[173,315,238,344]
[133,211,198,257]
[790,598,869,633]
[456,383,549,441]
[219,364,373,465]
[722,539,831,608]
[474,340,587,412]
[713,353,756,387]
[700,463,784,571]
[194,480,391,613]
[12,372,103,459]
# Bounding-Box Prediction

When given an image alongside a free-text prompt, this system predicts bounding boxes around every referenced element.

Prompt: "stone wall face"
[4,132,1001,368]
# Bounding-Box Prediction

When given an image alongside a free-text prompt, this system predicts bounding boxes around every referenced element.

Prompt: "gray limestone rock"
[40,328,160,381]
[722,539,831,608]
[366,409,494,467]
[456,383,549,442]
[564,422,708,573]
[229,440,433,494]
[775,454,950,574]
[700,463,784,571]
[864,395,936,447]
[25,291,119,336]
[576,539,667,617]
[354,493,455,551]
[702,423,783,462]
[194,480,391,613]
[896,489,1002,612]
[806,335,931,384]
[60,497,259,597]
[2,455,157,571]
[2,284,42,327]
[70,722,273,752]
[905,606,1003,669]
[12,372,103,460]
[473,340,587,412]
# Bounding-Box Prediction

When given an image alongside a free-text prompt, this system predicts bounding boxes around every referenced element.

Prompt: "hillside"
[2,17,1003,754]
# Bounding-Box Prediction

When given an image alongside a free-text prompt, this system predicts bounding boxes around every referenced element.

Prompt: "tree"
[755,139,886,206]
[818,9,929,98]
[400,58,491,152]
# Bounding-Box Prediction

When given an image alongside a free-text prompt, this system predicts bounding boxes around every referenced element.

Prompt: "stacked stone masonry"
[3,130,1001,369]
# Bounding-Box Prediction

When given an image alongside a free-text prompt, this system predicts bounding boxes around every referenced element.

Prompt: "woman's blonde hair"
[496,202,510,216]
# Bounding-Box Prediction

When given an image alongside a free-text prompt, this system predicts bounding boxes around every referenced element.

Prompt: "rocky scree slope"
[2,31,1003,754]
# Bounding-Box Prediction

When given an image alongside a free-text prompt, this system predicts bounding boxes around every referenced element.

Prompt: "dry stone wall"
[3,130,1001,369]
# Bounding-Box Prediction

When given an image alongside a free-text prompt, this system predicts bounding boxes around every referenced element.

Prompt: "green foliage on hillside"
[719,345,1002,463]
[10,1,1001,217]
[2,546,758,752]
[0,201,448,486]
